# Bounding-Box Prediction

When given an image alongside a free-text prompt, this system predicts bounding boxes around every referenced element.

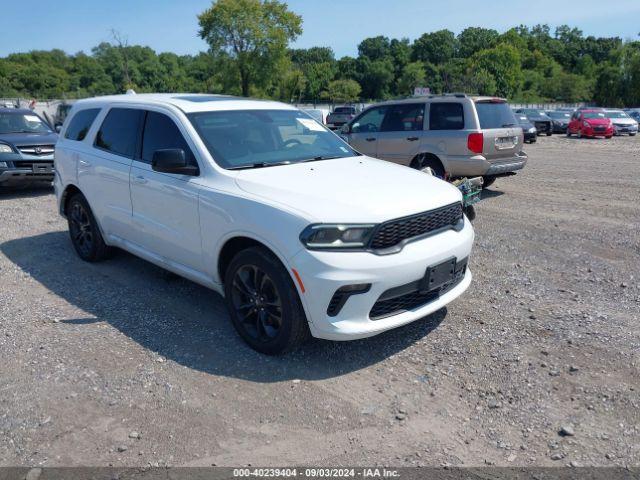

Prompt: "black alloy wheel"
[69,201,94,258]
[231,264,283,342]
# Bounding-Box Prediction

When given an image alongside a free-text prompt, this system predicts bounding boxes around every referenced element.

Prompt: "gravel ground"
[0,135,638,468]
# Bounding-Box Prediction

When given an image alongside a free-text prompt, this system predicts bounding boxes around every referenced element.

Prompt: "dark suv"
[0,108,57,186]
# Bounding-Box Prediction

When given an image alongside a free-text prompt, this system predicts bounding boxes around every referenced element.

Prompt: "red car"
[567,110,613,138]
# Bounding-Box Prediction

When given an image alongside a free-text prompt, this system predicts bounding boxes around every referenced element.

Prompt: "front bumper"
[582,126,613,137]
[0,153,55,185]
[291,219,474,340]
[613,124,638,135]
[552,123,568,133]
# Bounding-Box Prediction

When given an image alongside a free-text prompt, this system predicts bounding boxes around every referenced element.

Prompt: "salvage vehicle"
[604,109,638,136]
[54,94,474,354]
[545,110,571,133]
[0,108,57,187]
[514,108,553,136]
[326,106,358,129]
[515,113,537,143]
[340,94,527,188]
[567,110,613,139]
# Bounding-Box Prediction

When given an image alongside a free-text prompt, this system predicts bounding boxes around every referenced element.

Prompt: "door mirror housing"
[54,124,62,133]
[151,149,199,176]
[341,123,352,134]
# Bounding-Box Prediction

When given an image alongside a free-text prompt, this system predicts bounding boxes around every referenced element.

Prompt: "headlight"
[528,127,537,133]
[0,144,13,153]
[583,121,590,128]
[300,224,376,249]
[0,161,7,168]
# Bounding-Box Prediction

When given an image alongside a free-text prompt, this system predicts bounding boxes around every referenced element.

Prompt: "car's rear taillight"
[467,132,483,154]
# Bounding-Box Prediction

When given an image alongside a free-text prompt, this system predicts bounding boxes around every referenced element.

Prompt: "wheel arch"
[410,152,446,173]
[59,183,83,217]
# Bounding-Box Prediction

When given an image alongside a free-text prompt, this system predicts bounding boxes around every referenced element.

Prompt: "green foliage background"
[1,17,639,106]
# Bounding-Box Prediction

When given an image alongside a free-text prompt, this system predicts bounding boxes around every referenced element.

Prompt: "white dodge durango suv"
[54,94,474,354]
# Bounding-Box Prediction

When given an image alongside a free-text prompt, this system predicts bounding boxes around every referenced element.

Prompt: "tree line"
[0,0,638,107]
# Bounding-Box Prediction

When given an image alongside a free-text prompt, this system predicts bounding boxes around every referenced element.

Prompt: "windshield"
[547,111,571,119]
[584,112,606,119]
[188,109,358,169]
[605,111,628,119]
[0,112,52,134]
[475,101,518,128]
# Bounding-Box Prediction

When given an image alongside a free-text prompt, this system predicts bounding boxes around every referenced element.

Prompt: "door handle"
[78,159,91,167]
[365,137,376,142]
[406,136,419,141]
[133,175,148,184]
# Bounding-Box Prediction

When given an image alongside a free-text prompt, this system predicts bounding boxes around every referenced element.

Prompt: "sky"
[1,0,639,58]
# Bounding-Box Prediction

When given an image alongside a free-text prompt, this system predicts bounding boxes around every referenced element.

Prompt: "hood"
[0,131,58,146]
[610,118,637,125]
[527,114,550,121]
[234,156,462,223]
[584,118,610,126]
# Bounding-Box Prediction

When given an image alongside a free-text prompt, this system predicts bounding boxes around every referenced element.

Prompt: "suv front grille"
[369,259,467,320]
[369,203,463,250]
[16,145,55,156]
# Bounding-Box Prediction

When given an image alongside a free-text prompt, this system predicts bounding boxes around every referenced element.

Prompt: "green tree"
[397,61,425,95]
[198,0,302,96]
[471,43,523,97]
[457,27,499,58]
[322,79,361,103]
[412,29,457,65]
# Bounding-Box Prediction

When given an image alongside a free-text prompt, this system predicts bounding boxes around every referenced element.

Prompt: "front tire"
[67,193,112,262]
[224,247,310,355]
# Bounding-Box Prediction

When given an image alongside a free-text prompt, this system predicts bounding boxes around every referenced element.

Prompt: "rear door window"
[141,111,197,167]
[429,103,464,130]
[475,101,518,129]
[381,104,425,132]
[95,108,144,158]
[65,108,101,141]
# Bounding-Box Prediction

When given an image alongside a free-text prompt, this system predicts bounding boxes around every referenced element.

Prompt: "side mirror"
[55,124,62,133]
[152,149,199,176]
[340,124,351,134]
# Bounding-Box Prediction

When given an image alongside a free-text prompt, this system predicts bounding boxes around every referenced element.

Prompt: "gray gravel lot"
[0,135,639,467]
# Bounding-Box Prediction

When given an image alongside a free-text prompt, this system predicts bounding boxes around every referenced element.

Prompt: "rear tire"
[224,247,311,355]
[414,154,445,179]
[482,176,496,189]
[630,132,636,136]
[546,131,553,136]
[66,193,112,262]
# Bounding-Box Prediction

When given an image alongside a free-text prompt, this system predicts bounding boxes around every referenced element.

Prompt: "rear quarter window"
[64,108,101,141]
[429,103,464,130]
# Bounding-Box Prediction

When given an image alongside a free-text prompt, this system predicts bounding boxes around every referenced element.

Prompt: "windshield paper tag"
[25,115,42,123]
[297,118,325,131]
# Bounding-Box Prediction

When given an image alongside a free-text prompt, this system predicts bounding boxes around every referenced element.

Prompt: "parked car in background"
[604,109,637,136]
[546,110,571,133]
[626,110,640,123]
[340,94,527,187]
[567,110,613,138]
[54,93,474,354]
[301,108,329,125]
[326,106,358,129]
[515,113,537,143]
[514,108,553,136]
[0,108,57,187]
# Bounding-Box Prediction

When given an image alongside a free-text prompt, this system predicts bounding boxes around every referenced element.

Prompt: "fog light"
[327,283,371,317]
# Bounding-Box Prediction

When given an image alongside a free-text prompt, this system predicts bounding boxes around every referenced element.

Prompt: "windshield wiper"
[300,155,344,163]
[227,161,293,170]
[501,123,517,127]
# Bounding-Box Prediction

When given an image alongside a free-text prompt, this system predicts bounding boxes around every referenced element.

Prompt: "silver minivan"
[340,94,527,186]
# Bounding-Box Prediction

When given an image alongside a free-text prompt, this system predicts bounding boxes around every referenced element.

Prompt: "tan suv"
[339,94,527,186]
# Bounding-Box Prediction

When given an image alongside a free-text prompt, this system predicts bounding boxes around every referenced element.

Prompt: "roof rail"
[427,93,469,99]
